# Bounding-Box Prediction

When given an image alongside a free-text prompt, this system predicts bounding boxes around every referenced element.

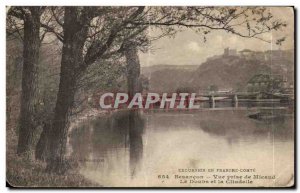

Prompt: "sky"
[139,7,294,67]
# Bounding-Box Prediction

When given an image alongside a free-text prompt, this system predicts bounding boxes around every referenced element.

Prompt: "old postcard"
[6,6,295,188]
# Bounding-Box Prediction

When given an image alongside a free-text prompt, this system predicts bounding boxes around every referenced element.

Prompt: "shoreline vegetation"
[6,104,130,187]
[6,107,103,187]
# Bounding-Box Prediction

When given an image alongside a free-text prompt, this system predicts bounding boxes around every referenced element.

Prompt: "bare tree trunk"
[46,7,88,173]
[124,42,141,97]
[17,8,42,157]
[46,69,77,173]
[35,121,51,161]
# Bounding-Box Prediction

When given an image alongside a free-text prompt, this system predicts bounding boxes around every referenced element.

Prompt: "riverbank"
[6,109,101,187]
[7,155,100,187]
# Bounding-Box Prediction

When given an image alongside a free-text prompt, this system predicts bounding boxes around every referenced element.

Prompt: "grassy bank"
[6,126,100,188]
[7,156,100,187]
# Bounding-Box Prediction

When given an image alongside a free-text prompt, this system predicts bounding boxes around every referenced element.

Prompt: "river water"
[68,106,294,187]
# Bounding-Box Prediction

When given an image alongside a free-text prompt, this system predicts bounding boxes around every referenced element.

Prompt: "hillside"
[147,69,194,92]
[191,56,272,91]
[141,64,198,77]
[144,55,290,93]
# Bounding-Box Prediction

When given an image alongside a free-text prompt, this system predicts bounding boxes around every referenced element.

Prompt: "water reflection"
[69,107,294,187]
[69,110,145,181]
[128,111,144,177]
[198,110,294,144]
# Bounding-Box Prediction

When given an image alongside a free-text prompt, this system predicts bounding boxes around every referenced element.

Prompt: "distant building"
[215,48,294,62]
[224,48,237,56]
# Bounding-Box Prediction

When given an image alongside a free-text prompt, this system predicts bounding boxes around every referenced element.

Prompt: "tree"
[124,41,142,97]
[44,7,147,173]
[7,7,46,157]
[39,6,286,173]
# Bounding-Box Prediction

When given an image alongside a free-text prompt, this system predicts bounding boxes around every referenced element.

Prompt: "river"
[68,105,294,187]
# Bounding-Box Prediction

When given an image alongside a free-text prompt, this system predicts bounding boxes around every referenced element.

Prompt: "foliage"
[77,58,127,94]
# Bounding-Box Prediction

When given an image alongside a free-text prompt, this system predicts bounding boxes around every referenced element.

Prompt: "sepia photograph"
[5,5,295,188]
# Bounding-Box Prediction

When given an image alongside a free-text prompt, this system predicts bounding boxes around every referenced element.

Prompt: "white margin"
[1,1,298,193]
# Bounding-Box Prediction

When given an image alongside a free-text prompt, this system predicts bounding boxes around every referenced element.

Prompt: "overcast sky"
[139,7,294,67]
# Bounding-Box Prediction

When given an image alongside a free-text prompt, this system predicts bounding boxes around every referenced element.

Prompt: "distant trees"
[208,85,219,93]
[246,74,285,93]
[7,6,288,173]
